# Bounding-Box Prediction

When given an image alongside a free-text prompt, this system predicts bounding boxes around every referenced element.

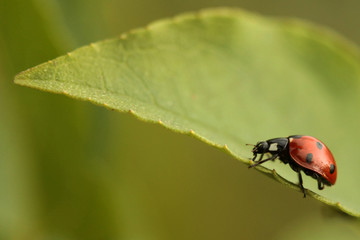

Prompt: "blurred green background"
[1,0,360,239]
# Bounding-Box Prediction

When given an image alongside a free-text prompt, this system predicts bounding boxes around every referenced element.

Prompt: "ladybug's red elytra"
[249,135,337,197]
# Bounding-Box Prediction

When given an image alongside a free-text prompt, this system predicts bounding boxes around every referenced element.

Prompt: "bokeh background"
[1,0,360,239]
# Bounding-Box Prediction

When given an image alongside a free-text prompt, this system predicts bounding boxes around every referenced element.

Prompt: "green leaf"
[15,8,360,217]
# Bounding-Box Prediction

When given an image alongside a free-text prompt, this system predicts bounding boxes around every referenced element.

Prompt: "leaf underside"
[15,8,360,217]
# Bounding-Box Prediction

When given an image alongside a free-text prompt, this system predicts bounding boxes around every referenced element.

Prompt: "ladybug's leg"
[316,174,324,190]
[252,152,266,161]
[297,171,306,198]
[255,152,264,161]
[249,154,278,168]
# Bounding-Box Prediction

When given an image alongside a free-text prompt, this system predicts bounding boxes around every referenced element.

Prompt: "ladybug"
[249,135,337,197]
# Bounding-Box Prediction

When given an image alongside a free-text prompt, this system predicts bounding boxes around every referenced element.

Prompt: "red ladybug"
[249,135,337,197]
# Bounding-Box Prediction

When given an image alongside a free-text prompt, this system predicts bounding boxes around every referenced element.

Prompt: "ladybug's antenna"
[246,143,255,147]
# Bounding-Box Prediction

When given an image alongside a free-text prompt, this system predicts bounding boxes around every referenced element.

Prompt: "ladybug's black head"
[252,141,269,154]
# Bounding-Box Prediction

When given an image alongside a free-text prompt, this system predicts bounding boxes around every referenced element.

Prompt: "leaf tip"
[14,70,31,85]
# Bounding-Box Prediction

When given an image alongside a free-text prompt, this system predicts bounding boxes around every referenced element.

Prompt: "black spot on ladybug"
[316,142,323,150]
[330,164,335,174]
[291,135,303,139]
[306,153,313,163]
